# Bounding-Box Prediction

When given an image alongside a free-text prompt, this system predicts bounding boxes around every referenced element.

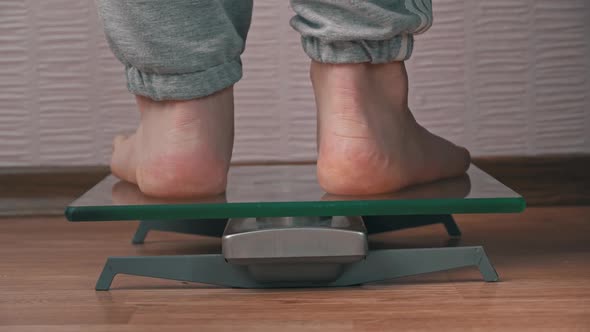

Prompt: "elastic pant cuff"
[125,59,243,101]
[301,34,414,64]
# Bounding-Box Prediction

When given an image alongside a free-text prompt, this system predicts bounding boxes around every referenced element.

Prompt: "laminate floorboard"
[0,207,588,331]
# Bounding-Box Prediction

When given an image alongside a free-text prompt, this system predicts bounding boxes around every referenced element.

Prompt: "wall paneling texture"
[0,0,588,166]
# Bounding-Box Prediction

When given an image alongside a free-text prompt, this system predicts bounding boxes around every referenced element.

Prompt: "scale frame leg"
[331,246,498,286]
[131,219,227,244]
[363,214,462,237]
[95,254,259,290]
[441,215,462,237]
[131,222,150,244]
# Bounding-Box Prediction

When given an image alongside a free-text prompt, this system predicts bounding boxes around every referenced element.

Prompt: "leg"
[290,0,471,195]
[441,215,462,237]
[98,0,253,197]
[131,221,150,244]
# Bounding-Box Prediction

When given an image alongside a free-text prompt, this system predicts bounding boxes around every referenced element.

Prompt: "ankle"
[135,86,234,111]
[311,61,408,106]
[311,60,405,80]
[310,61,371,89]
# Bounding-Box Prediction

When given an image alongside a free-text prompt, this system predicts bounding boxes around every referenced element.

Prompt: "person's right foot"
[110,87,235,198]
[312,61,471,195]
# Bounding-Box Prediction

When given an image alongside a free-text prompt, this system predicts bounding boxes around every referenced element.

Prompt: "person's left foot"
[110,87,235,198]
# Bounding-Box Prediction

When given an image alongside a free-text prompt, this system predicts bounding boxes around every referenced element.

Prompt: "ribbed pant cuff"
[125,59,243,101]
[301,33,414,64]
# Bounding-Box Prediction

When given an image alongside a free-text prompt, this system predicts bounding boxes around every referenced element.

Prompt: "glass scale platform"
[66,164,525,290]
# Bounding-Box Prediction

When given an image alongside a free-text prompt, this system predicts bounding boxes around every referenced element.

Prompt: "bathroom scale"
[66,164,525,290]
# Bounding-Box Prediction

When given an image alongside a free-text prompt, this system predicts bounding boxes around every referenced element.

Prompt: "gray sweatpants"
[98,0,433,101]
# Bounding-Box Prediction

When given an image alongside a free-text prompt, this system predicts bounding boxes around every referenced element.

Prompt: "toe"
[439,144,471,180]
[459,146,472,171]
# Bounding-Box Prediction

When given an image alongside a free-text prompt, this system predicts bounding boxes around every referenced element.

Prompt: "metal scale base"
[95,215,498,290]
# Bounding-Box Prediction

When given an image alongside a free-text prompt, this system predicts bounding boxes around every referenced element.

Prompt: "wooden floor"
[0,207,589,331]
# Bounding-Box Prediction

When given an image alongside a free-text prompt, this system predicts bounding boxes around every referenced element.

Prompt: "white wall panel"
[409,0,467,146]
[469,0,531,155]
[235,1,283,161]
[0,0,588,166]
[91,2,138,164]
[0,0,31,166]
[532,0,587,154]
[37,0,98,165]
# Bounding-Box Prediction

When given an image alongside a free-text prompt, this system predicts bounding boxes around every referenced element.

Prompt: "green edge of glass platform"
[66,197,525,222]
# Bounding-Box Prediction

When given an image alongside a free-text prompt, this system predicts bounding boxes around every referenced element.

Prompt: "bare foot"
[312,61,470,195]
[110,87,234,197]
